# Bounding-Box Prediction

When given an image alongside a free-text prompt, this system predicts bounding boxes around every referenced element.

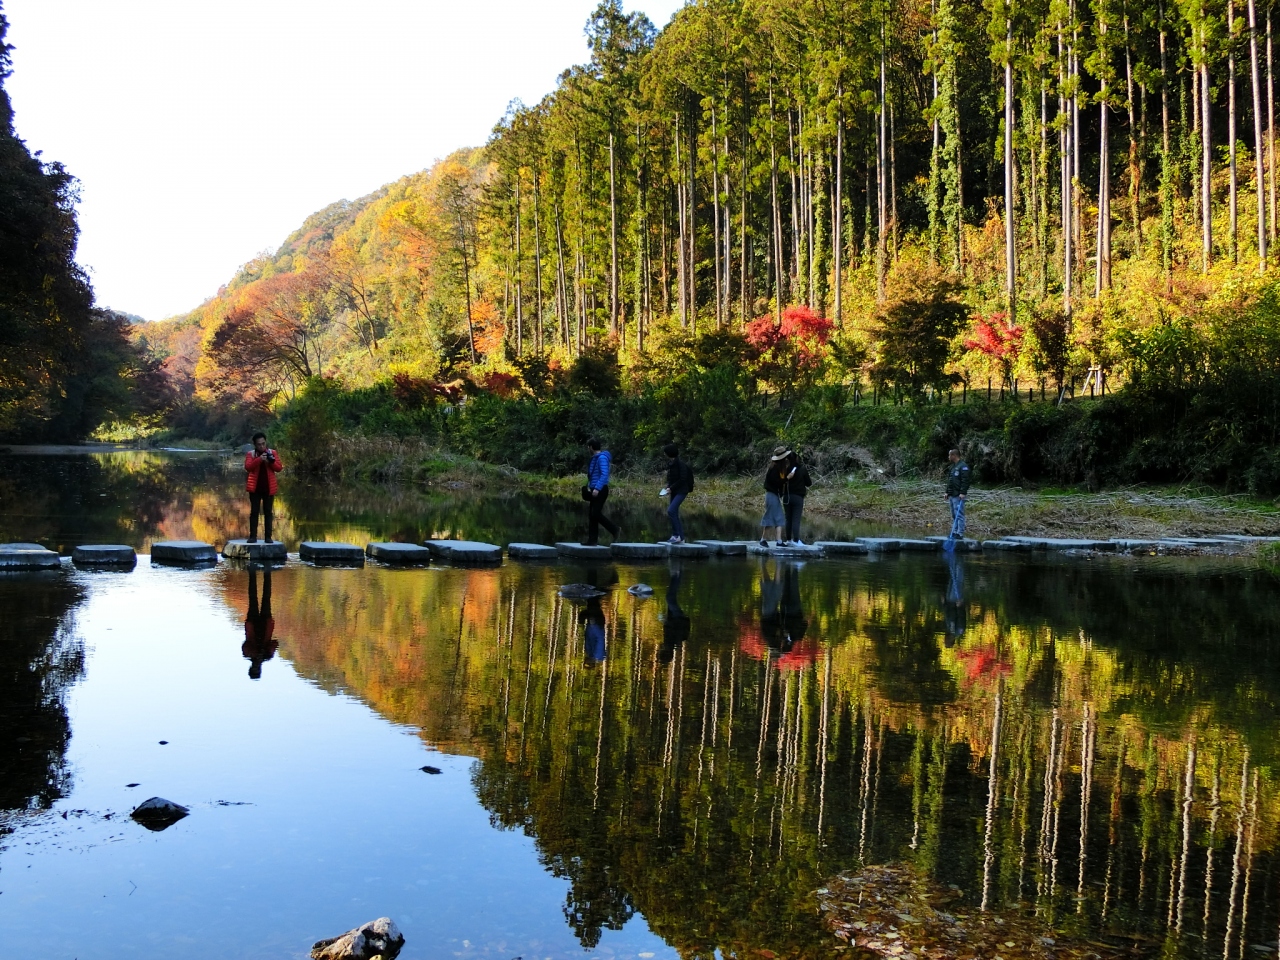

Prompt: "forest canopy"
[113,0,1280,487]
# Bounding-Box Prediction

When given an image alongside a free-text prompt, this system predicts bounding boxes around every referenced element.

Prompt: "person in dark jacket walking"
[660,443,695,543]
[244,432,284,543]
[782,451,813,545]
[585,438,619,546]
[944,448,971,539]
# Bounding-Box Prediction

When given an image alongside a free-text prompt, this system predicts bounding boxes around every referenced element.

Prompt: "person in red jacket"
[244,432,283,543]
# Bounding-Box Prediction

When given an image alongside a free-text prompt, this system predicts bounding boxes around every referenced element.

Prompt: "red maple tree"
[965,312,1024,389]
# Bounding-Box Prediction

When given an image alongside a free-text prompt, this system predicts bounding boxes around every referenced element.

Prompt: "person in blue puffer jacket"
[585,437,620,545]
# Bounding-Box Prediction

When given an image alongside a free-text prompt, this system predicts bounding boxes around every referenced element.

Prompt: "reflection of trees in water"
[0,452,234,548]
[263,558,1280,956]
[0,575,85,810]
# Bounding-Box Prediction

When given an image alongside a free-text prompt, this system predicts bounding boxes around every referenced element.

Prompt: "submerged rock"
[130,796,189,831]
[627,583,655,597]
[558,583,606,600]
[311,917,404,960]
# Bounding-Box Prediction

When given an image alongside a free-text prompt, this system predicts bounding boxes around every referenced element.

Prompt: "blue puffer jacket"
[588,450,612,490]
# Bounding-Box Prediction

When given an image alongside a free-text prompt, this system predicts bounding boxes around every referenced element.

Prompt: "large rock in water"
[311,917,404,960]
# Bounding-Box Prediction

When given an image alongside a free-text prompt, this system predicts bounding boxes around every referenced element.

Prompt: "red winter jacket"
[244,449,284,494]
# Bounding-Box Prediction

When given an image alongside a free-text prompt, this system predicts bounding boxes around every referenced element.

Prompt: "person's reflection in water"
[580,595,607,667]
[659,561,691,664]
[761,559,807,654]
[242,566,277,679]
[943,548,967,647]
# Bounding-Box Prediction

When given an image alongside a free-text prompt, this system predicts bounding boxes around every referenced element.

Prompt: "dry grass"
[615,474,1280,540]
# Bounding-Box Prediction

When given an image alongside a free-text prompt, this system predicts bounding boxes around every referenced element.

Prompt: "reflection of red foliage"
[745,305,834,370]
[955,645,1012,688]
[774,638,820,671]
[736,617,821,671]
[475,370,522,399]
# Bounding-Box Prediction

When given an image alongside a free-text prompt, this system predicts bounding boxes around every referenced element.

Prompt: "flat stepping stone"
[507,543,558,560]
[555,543,613,560]
[151,540,217,564]
[746,542,825,557]
[425,540,502,564]
[815,541,870,555]
[0,544,61,569]
[1004,536,1117,551]
[222,539,287,561]
[926,536,982,552]
[72,544,136,566]
[366,542,432,564]
[299,541,365,564]
[611,542,670,560]
[982,539,1034,550]
[695,540,748,556]
[669,542,711,558]
[856,538,905,551]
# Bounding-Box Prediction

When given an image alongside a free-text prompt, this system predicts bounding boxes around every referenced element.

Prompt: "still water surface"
[0,452,1277,959]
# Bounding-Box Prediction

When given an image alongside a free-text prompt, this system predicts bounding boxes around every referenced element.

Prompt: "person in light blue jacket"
[585,437,620,545]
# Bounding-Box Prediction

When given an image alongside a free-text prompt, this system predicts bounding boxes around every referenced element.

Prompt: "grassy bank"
[304,435,1280,541]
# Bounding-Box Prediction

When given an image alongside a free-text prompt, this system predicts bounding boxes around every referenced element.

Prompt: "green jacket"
[945,460,972,497]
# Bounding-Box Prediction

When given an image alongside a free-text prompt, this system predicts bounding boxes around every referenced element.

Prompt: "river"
[0,450,1275,959]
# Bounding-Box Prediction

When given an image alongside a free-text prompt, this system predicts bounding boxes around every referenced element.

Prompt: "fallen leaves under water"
[817,864,1146,960]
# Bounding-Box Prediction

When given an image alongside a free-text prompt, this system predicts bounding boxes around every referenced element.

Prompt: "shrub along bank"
[273,371,1280,496]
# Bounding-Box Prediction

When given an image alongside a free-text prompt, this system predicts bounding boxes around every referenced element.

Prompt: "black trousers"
[249,492,274,541]
[586,485,618,545]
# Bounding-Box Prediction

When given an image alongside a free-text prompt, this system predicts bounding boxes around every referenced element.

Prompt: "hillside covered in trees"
[0,4,168,443]
[146,0,1280,489]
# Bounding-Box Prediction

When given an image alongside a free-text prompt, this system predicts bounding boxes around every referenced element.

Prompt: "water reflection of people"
[761,559,807,654]
[580,596,607,666]
[242,567,277,679]
[659,561,691,664]
[943,549,967,647]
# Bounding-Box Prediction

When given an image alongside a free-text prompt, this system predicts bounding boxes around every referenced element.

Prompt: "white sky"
[5,0,683,321]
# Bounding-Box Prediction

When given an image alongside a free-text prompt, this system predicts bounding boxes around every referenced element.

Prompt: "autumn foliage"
[964,313,1024,388]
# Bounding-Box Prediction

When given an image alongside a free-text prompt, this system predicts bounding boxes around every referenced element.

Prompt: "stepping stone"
[1004,536,1117,551]
[695,540,748,556]
[611,542,670,560]
[925,536,982,552]
[1112,539,1164,551]
[299,541,365,564]
[670,542,711,558]
[815,541,870,555]
[222,539,288,561]
[151,540,217,565]
[507,543,558,560]
[425,540,502,564]
[856,538,904,551]
[555,543,613,560]
[1216,534,1280,542]
[746,542,825,557]
[365,542,432,564]
[72,544,137,566]
[982,539,1034,551]
[0,544,61,569]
